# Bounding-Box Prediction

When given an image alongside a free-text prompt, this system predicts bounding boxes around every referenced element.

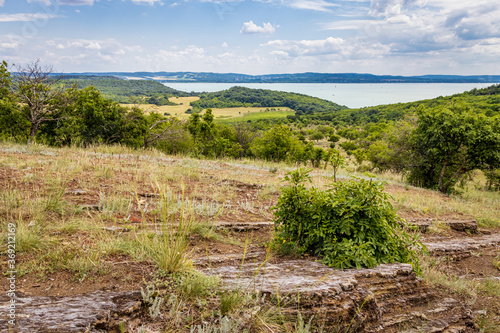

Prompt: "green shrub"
[272,169,425,271]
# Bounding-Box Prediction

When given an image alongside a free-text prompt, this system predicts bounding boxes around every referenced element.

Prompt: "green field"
[124,98,294,121]
[216,108,294,123]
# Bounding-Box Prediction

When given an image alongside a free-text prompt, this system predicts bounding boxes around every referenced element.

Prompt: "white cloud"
[0,13,59,22]
[130,0,163,5]
[270,50,290,57]
[369,0,427,17]
[254,0,337,12]
[263,36,389,59]
[85,41,102,50]
[221,42,228,47]
[240,21,276,35]
[0,41,19,49]
[287,0,338,12]
[58,0,94,5]
[0,0,5,6]
[317,0,500,62]
[27,0,53,5]
[321,19,378,31]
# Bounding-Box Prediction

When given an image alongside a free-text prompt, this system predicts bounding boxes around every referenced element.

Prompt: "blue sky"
[0,0,499,75]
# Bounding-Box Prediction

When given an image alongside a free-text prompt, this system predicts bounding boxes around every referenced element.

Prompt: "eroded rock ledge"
[206,260,477,333]
[0,290,141,333]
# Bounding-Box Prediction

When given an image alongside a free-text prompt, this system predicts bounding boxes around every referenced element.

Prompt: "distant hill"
[61,75,193,104]
[66,72,500,84]
[190,86,347,115]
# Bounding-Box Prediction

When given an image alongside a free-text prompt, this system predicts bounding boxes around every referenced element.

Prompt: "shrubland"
[1,60,499,196]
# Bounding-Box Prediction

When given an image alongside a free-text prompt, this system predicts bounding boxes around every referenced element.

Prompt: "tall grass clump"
[138,184,197,275]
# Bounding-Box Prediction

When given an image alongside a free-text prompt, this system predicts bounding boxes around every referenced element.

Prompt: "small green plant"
[295,313,314,333]
[427,220,451,234]
[138,184,196,274]
[272,168,426,271]
[141,282,164,319]
[178,272,220,300]
[494,253,500,271]
[219,289,248,316]
[44,180,69,214]
[190,313,247,333]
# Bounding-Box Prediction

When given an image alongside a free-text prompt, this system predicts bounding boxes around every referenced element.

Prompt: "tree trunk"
[28,122,39,145]
[438,160,448,193]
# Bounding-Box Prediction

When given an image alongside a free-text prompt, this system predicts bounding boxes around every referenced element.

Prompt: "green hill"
[62,75,193,104]
[189,86,347,115]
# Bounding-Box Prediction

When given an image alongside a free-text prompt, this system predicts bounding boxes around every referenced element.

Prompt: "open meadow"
[123,96,294,122]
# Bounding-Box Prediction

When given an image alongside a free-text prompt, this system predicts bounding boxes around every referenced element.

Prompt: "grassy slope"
[0,142,499,331]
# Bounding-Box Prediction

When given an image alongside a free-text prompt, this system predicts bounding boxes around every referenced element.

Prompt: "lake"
[162,82,493,109]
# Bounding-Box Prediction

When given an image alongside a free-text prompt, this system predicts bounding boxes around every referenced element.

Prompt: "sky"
[0,0,499,75]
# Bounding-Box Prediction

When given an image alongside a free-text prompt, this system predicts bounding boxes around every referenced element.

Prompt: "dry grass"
[122,96,200,117]
[123,99,293,121]
[1,141,500,331]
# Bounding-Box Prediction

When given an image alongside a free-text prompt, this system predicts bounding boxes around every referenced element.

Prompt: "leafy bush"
[272,169,424,271]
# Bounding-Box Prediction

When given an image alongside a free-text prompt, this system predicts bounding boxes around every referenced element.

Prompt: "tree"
[408,104,500,193]
[10,60,74,142]
[309,131,324,142]
[250,124,304,162]
[0,61,30,140]
[232,122,258,157]
[70,86,127,146]
[187,109,218,156]
[324,148,345,181]
[0,61,10,99]
[365,118,415,173]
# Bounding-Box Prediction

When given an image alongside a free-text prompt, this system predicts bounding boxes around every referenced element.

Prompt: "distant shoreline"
[63,72,500,84]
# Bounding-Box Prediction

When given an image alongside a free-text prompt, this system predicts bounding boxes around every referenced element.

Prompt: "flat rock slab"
[424,233,500,258]
[216,179,263,189]
[193,251,265,267]
[207,260,413,295]
[205,260,476,332]
[214,221,273,231]
[0,290,141,332]
[408,219,478,234]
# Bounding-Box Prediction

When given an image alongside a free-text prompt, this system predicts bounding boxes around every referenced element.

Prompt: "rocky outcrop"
[424,234,500,259]
[0,291,141,333]
[407,218,478,234]
[206,260,477,332]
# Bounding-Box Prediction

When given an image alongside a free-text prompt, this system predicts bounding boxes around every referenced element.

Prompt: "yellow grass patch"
[124,99,294,121]
[122,96,200,117]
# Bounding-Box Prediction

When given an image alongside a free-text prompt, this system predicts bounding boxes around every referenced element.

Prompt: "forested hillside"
[62,75,193,105]
[190,86,347,115]
[285,84,500,126]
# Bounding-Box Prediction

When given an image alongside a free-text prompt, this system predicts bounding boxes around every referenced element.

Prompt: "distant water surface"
[163,82,493,108]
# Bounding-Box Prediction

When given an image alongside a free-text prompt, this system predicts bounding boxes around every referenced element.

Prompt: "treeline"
[190,86,347,115]
[0,61,337,166]
[1,60,499,194]
[61,75,193,105]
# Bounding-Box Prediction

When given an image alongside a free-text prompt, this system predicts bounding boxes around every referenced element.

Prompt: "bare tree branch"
[10,60,73,142]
